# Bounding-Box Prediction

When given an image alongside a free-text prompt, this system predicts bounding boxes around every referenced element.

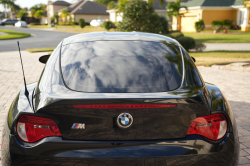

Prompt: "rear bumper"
[4,133,239,166]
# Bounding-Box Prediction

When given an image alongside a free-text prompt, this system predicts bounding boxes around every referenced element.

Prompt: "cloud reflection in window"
[61,41,182,93]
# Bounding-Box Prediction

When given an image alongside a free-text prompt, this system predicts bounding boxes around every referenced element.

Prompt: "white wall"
[107,9,123,22]
[74,14,109,23]
[107,9,166,22]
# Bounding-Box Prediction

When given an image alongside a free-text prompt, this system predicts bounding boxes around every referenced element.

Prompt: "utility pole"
[48,0,51,26]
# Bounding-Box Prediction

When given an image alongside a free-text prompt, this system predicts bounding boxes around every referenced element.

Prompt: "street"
[0,26,76,51]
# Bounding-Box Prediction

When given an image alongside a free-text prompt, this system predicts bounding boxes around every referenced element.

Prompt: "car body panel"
[15,21,27,28]
[0,19,18,26]
[1,32,239,166]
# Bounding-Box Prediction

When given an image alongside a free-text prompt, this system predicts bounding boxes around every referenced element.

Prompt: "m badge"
[72,123,85,129]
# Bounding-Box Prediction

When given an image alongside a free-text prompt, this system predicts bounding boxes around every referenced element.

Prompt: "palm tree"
[34,10,45,20]
[30,5,40,17]
[61,9,70,24]
[30,4,46,17]
[167,0,188,31]
[17,10,28,18]
[0,0,10,18]
[148,0,165,7]
[0,0,19,19]
[8,1,20,19]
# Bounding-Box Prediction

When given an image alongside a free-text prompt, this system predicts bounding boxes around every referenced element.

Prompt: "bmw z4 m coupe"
[1,32,239,166]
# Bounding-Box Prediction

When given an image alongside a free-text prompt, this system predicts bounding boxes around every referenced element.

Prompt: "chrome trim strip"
[178,44,185,88]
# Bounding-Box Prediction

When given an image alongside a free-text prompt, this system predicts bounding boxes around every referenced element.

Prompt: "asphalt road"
[0,26,76,51]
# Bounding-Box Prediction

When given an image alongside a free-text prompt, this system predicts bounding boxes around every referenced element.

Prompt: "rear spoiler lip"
[35,87,206,112]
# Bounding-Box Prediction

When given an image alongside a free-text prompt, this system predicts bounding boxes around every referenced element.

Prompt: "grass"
[183,31,250,44]
[28,25,250,43]
[0,29,31,40]
[189,51,250,66]
[28,25,115,33]
[26,47,55,53]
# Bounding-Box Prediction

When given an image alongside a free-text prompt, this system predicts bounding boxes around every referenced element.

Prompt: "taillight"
[73,104,176,109]
[186,114,227,141]
[17,115,61,143]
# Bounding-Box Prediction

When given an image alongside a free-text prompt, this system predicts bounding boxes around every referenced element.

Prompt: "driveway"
[193,43,250,52]
[0,51,249,165]
[0,27,76,52]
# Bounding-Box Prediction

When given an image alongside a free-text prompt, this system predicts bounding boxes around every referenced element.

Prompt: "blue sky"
[0,0,78,11]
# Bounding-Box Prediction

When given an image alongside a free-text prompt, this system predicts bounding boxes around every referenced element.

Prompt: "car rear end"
[2,34,239,166]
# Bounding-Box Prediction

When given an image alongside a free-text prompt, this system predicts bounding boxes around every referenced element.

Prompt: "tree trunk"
[4,5,7,18]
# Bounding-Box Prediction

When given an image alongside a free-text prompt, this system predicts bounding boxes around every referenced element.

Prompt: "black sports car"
[1,32,239,166]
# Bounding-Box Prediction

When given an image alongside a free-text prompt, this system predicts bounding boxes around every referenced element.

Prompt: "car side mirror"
[191,56,196,62]
[39,55,50,64]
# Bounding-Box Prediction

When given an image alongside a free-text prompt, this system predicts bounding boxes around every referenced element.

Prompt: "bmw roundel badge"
[117,113,133,129]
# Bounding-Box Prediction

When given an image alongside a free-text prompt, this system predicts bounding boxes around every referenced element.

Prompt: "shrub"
[29,23,41,25]
[177,36,196,51]
[50,16,55,23]
[118,0,169,34]
[79,18,85,29]
[103,21,114,31]
[162,34,175,39]
[152,14,169,34]
[169,31,184,39]
[171,30,181,32]
[195,20,205,32]
[69,16,73,25]
[223,20,233,30]
[211,21,223,31]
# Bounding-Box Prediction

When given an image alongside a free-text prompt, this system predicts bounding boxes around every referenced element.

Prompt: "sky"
[0,0,78,12]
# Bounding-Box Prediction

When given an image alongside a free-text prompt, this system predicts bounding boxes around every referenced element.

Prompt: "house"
[58,0,109,23]
[171,0,250,32]
[47,0,109,24]
[47,0,71,24]
[107,0,168,22]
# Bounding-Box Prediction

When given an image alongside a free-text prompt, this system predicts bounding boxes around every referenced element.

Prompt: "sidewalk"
[193,43,250,52]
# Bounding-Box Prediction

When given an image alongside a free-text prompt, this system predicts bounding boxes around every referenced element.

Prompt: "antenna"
[17,41,33,110]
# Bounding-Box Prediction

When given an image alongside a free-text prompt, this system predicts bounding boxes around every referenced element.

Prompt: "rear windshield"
[60,41,183,93]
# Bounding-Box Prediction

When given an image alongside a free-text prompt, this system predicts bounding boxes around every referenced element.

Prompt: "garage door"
[181,15,197,32]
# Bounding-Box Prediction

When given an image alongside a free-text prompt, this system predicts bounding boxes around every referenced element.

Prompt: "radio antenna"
[17,41,32,109]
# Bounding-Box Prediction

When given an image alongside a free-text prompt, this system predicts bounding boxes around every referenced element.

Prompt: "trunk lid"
[36,98,210,141]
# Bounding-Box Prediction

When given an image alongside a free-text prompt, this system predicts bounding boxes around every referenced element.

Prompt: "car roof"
[62,32,179,46]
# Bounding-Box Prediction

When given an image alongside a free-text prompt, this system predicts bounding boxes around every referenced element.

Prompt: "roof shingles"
[184,0,243,7]
[49,0,71,6]
[61,0,108,15]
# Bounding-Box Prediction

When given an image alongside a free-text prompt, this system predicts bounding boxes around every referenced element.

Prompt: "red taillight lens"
[73,104,176,109]
[17,115,61,143]
[186,114,227,140]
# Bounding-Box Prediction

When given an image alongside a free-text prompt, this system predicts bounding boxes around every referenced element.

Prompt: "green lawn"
[26,47,55,53]
[0,29,31,40]
[184,31,250,44]
[189,51,250,66]
[28,25,115,33]
[29,25,250,43]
